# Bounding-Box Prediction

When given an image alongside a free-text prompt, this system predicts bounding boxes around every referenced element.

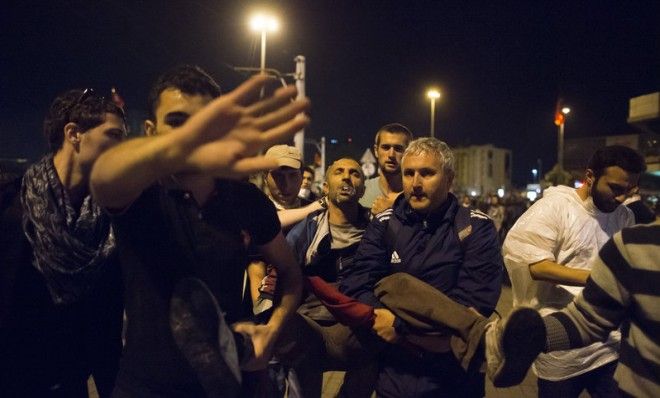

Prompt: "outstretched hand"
[181,75,310,178]
[231,322,278,371]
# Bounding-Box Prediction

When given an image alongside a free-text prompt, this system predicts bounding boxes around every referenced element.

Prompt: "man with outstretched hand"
[91,67,308,397]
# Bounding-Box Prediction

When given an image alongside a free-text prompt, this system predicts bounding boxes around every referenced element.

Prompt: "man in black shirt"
[91,65,307,396]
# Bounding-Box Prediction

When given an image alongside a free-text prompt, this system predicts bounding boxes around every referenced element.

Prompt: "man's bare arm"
[529,259,590,286]
[278,200,324,230]
[233,232,302,370]
[91,76,310,209]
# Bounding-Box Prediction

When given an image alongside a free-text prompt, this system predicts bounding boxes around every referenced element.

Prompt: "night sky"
[2,0,659,185]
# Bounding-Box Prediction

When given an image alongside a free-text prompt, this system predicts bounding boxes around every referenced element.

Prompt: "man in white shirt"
[502,145,646,397]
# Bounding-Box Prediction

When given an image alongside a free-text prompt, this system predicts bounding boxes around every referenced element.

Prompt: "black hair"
[587,145,646,178]
[43,89,125,152]
[375,123,413,146]
[147,65,222,120]
[302,165,315,175]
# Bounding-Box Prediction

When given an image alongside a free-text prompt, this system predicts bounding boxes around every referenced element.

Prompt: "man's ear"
[322,181,329,196]
[373,144,379,160]
[64,122,81,148]
[144,120,156,137]
[585,169,595,186]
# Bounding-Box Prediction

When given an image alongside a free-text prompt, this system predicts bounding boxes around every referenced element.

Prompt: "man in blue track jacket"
[340,137,503,397]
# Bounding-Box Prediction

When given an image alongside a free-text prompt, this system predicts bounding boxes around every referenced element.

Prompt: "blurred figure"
[487,194,506,234]
[298,165,317,201]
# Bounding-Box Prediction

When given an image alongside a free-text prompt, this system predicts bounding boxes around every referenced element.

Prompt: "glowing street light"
[427,89,441,137]
[249,13,279,74]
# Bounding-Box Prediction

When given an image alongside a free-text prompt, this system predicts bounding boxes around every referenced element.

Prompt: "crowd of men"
[0,65,657,398]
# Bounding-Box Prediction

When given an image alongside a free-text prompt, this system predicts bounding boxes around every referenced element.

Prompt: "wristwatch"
[318,196,328,209]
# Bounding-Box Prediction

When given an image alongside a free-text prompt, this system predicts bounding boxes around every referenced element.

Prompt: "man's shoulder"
[373,207,394,224]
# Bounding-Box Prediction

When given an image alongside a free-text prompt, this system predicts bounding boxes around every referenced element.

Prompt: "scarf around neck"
[20,154,115,305]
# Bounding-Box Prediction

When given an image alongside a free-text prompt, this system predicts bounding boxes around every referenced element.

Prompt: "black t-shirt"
[111,179,279,394]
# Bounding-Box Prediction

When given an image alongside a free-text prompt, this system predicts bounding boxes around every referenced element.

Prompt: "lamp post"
[249,13,279,74]
[427,89,441,137]
[556,106,571,170]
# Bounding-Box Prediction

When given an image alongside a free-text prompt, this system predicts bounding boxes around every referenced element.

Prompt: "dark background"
[2,0,659,185]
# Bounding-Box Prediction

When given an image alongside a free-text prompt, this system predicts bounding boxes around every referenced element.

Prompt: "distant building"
[453,144,512,196]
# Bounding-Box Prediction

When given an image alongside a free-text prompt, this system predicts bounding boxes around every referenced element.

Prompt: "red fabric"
[305,276,374,327]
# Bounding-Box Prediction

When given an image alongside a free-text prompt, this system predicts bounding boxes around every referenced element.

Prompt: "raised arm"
[278,199,324,230]
[91,76,310,209]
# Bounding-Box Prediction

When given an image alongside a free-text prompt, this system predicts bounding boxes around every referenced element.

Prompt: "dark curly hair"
[43,89,126,152]
[587,145,647,178]
[147,65,222,120]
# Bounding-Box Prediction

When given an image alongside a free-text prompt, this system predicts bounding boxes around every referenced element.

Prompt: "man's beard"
[590,179,617,213]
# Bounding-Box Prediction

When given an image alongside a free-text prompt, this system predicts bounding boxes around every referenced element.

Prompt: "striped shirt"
[545,220,660,397]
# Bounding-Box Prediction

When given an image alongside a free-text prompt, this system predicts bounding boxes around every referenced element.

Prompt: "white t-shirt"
[503,185,634,380]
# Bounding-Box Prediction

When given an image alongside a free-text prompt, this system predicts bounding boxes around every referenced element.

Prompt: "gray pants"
[376,272,489,371]
[274,313,378,398]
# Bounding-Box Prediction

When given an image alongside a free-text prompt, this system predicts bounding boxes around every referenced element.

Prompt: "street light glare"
[249,14,279,32]
[561,107,571,115]
[427,89,441,99]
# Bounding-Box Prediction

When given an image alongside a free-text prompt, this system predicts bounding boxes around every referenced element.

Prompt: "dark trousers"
[377,349,485,398]
[538,360,620,398]
[275,313,378,398]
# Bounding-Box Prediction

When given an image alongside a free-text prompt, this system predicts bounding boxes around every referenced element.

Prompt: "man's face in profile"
[590,166,639,213]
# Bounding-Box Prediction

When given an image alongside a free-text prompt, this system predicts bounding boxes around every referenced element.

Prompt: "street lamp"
[427,89,441,137]
[249,13,279,74]
[556,106,571,170]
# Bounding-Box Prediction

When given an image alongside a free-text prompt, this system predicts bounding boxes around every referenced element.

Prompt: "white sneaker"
[485,307,545,388]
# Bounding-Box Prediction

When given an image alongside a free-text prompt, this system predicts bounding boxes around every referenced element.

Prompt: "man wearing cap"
[264,145,311,210]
